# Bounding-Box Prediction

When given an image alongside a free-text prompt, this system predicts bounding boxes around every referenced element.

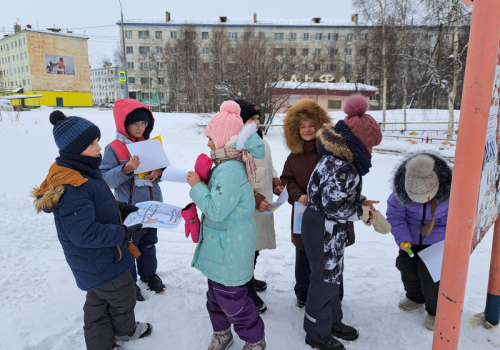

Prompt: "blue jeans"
[129,228,158,282]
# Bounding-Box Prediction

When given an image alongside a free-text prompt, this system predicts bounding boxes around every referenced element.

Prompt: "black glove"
[124,224,148,244]
[119,203,138,220]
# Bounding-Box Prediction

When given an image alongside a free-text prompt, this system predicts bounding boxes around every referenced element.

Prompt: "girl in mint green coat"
[187,101,267,350]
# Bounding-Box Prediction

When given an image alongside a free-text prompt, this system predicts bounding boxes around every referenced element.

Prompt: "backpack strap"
[110,139,130,162]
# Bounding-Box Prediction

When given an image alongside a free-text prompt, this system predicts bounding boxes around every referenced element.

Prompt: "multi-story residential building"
[117,14,378,107]
[90,63,124,105]
[0,25,92,107]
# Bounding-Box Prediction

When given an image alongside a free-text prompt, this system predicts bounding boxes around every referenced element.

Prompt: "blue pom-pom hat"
[50,110,101,155]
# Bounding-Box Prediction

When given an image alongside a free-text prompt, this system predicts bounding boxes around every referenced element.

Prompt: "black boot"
[254,278,268,292]
[135,283,145,302]
[140,274,165,293]
[305,334,345,350]
[248,292,268,314]
[331,322,359,341]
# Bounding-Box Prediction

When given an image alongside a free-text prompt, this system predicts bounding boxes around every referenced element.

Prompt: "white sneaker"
[398,297,424,311]
[116,322,152,341]
[425,314,436,330]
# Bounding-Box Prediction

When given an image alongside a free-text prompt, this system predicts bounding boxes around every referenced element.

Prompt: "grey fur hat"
[391,150,453,205]
[405,155,439,203]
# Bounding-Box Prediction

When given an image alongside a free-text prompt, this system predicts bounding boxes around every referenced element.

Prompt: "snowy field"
[0,107,496,350]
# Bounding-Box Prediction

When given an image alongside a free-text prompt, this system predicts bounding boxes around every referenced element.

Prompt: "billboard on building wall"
[44,54,76,75]
[471,40,500,252]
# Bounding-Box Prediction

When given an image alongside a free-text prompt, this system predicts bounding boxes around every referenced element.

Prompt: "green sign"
[119,71,126,82]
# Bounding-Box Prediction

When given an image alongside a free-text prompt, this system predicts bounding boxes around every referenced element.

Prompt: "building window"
[157,47,163,54]
[347,33,353,41]
[345,64,351,72]
[314,64,321,71]
[128,77,135,83]
[326,64,337,71]
[346,48,353,56]
[26,66,29,72]
[290,33,297,40]
[125,31,132,39]
[203,62,210,70]
[303,33,309,41]
[23,80,26,85]
[327,48,338,57]
[22,67,25,73]
[370,95,378,101]
[140,62,149,69]
[139,46,150,54]
[258,32,265,39]
[138,31,149,39]
[274,33,284,40]
[314,49,321,56]
[140,77,150,85]
[23,38,26,44]
[142,92,150,99]
[202,47,210,55]
[171,31,177,39]
[171,47,178,55]
[157,62,164,70]
[229,48,237,55]
[328,100,342,109]
[228,32,238,40]
[275,63,284,71]
[370,79,380,86]
[126,46,133,54]
[274,48,284,56]
[158,77,164,84]
[202,32,209,40]
[315,33,322,40]
[155,31,162,39]
[302,48,309,56]
[300,64,307,71]
[290,48,296,57]
[361,33,367,41]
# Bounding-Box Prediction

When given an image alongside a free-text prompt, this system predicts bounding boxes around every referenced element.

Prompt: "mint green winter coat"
[190,133,265,286]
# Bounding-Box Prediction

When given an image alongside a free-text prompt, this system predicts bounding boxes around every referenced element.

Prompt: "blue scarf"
[333,121,372,177]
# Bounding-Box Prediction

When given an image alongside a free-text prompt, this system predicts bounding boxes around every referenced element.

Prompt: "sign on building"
[44,54,76,75]
[119,71,126,82]
[471,40,500,252]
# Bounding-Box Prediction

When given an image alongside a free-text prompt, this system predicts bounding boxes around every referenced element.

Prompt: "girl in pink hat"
[187,101,267,350]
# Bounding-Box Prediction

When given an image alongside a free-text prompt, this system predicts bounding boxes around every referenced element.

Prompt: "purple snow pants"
[206,279,265,344]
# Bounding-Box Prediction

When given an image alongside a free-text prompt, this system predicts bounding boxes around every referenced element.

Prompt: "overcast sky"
[0,0,354,68]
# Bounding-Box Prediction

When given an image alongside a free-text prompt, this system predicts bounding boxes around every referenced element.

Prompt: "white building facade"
[90,65,124,105]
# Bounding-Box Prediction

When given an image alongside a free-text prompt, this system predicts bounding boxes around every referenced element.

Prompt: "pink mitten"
[181,202,200,243]
[195,154,213,185]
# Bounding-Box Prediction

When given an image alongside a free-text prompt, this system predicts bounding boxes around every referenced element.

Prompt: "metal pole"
[119,0,128,99]
[404,17,413,131]
[432,1,500,349]
[485,219,500,326]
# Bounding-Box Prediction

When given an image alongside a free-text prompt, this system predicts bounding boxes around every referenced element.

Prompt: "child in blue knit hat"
[31,110,153,350]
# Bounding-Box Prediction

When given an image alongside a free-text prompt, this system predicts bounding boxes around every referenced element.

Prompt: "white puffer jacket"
[254,139,279,251]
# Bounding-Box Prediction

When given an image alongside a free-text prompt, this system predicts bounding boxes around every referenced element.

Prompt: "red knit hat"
[343,95,382,148]
[205,101,244,148]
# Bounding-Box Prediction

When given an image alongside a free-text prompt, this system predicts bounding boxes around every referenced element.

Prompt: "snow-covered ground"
[0,107,496,350]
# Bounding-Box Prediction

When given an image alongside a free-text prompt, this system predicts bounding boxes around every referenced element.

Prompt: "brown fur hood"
[283,98,332,154]
[316,123,353,162]
[30,162,88,213]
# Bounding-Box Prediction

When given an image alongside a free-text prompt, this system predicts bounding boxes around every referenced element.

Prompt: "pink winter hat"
[343,95,383,149]
[205,101,244,148]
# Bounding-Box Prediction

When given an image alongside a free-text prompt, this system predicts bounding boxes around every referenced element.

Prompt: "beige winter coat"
[254,139,279,251]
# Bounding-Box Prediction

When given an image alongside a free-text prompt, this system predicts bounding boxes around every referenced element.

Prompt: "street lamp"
[119,0,129,99]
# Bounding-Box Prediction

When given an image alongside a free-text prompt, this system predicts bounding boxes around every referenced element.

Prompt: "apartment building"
[117,14,378,105]
[0,25,92,107]
[90,63,124,105]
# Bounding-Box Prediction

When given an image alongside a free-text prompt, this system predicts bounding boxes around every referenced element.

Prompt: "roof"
[119,16,361,28]
[274,82,378,91]
[0,29,88,42]
[90,66,121,71]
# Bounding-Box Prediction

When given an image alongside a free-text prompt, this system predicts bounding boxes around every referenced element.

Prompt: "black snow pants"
[83,271,136,350]
[302,208,343,343]
[396,244,440,316]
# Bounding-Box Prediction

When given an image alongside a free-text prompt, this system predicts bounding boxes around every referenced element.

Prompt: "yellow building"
[0,27,92,107]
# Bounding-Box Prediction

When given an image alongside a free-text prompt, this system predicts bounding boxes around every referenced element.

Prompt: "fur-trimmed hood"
[391,150,453,206]
[316,123,353,162]
[283,98,332,154]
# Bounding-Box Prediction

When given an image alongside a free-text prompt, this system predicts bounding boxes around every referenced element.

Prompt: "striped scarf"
[211,148,257,185]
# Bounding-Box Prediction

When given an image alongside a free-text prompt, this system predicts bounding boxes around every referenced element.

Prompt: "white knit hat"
[405,155,439,203]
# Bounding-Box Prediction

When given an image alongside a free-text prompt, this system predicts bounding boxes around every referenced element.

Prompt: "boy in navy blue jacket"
[32,111,152,350]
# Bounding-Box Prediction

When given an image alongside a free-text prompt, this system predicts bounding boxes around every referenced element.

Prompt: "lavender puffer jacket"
[386,151,453,246]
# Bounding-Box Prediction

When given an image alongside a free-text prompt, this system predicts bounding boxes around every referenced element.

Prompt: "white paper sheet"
[254,185,289,216]
[161,166,188,183]
[417,240,445,283]
[126,139,171,174]
[293,202,307,234]
[123,201,183,230]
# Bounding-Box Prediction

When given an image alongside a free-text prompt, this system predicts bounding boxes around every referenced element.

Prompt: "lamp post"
[118,0,129,99]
